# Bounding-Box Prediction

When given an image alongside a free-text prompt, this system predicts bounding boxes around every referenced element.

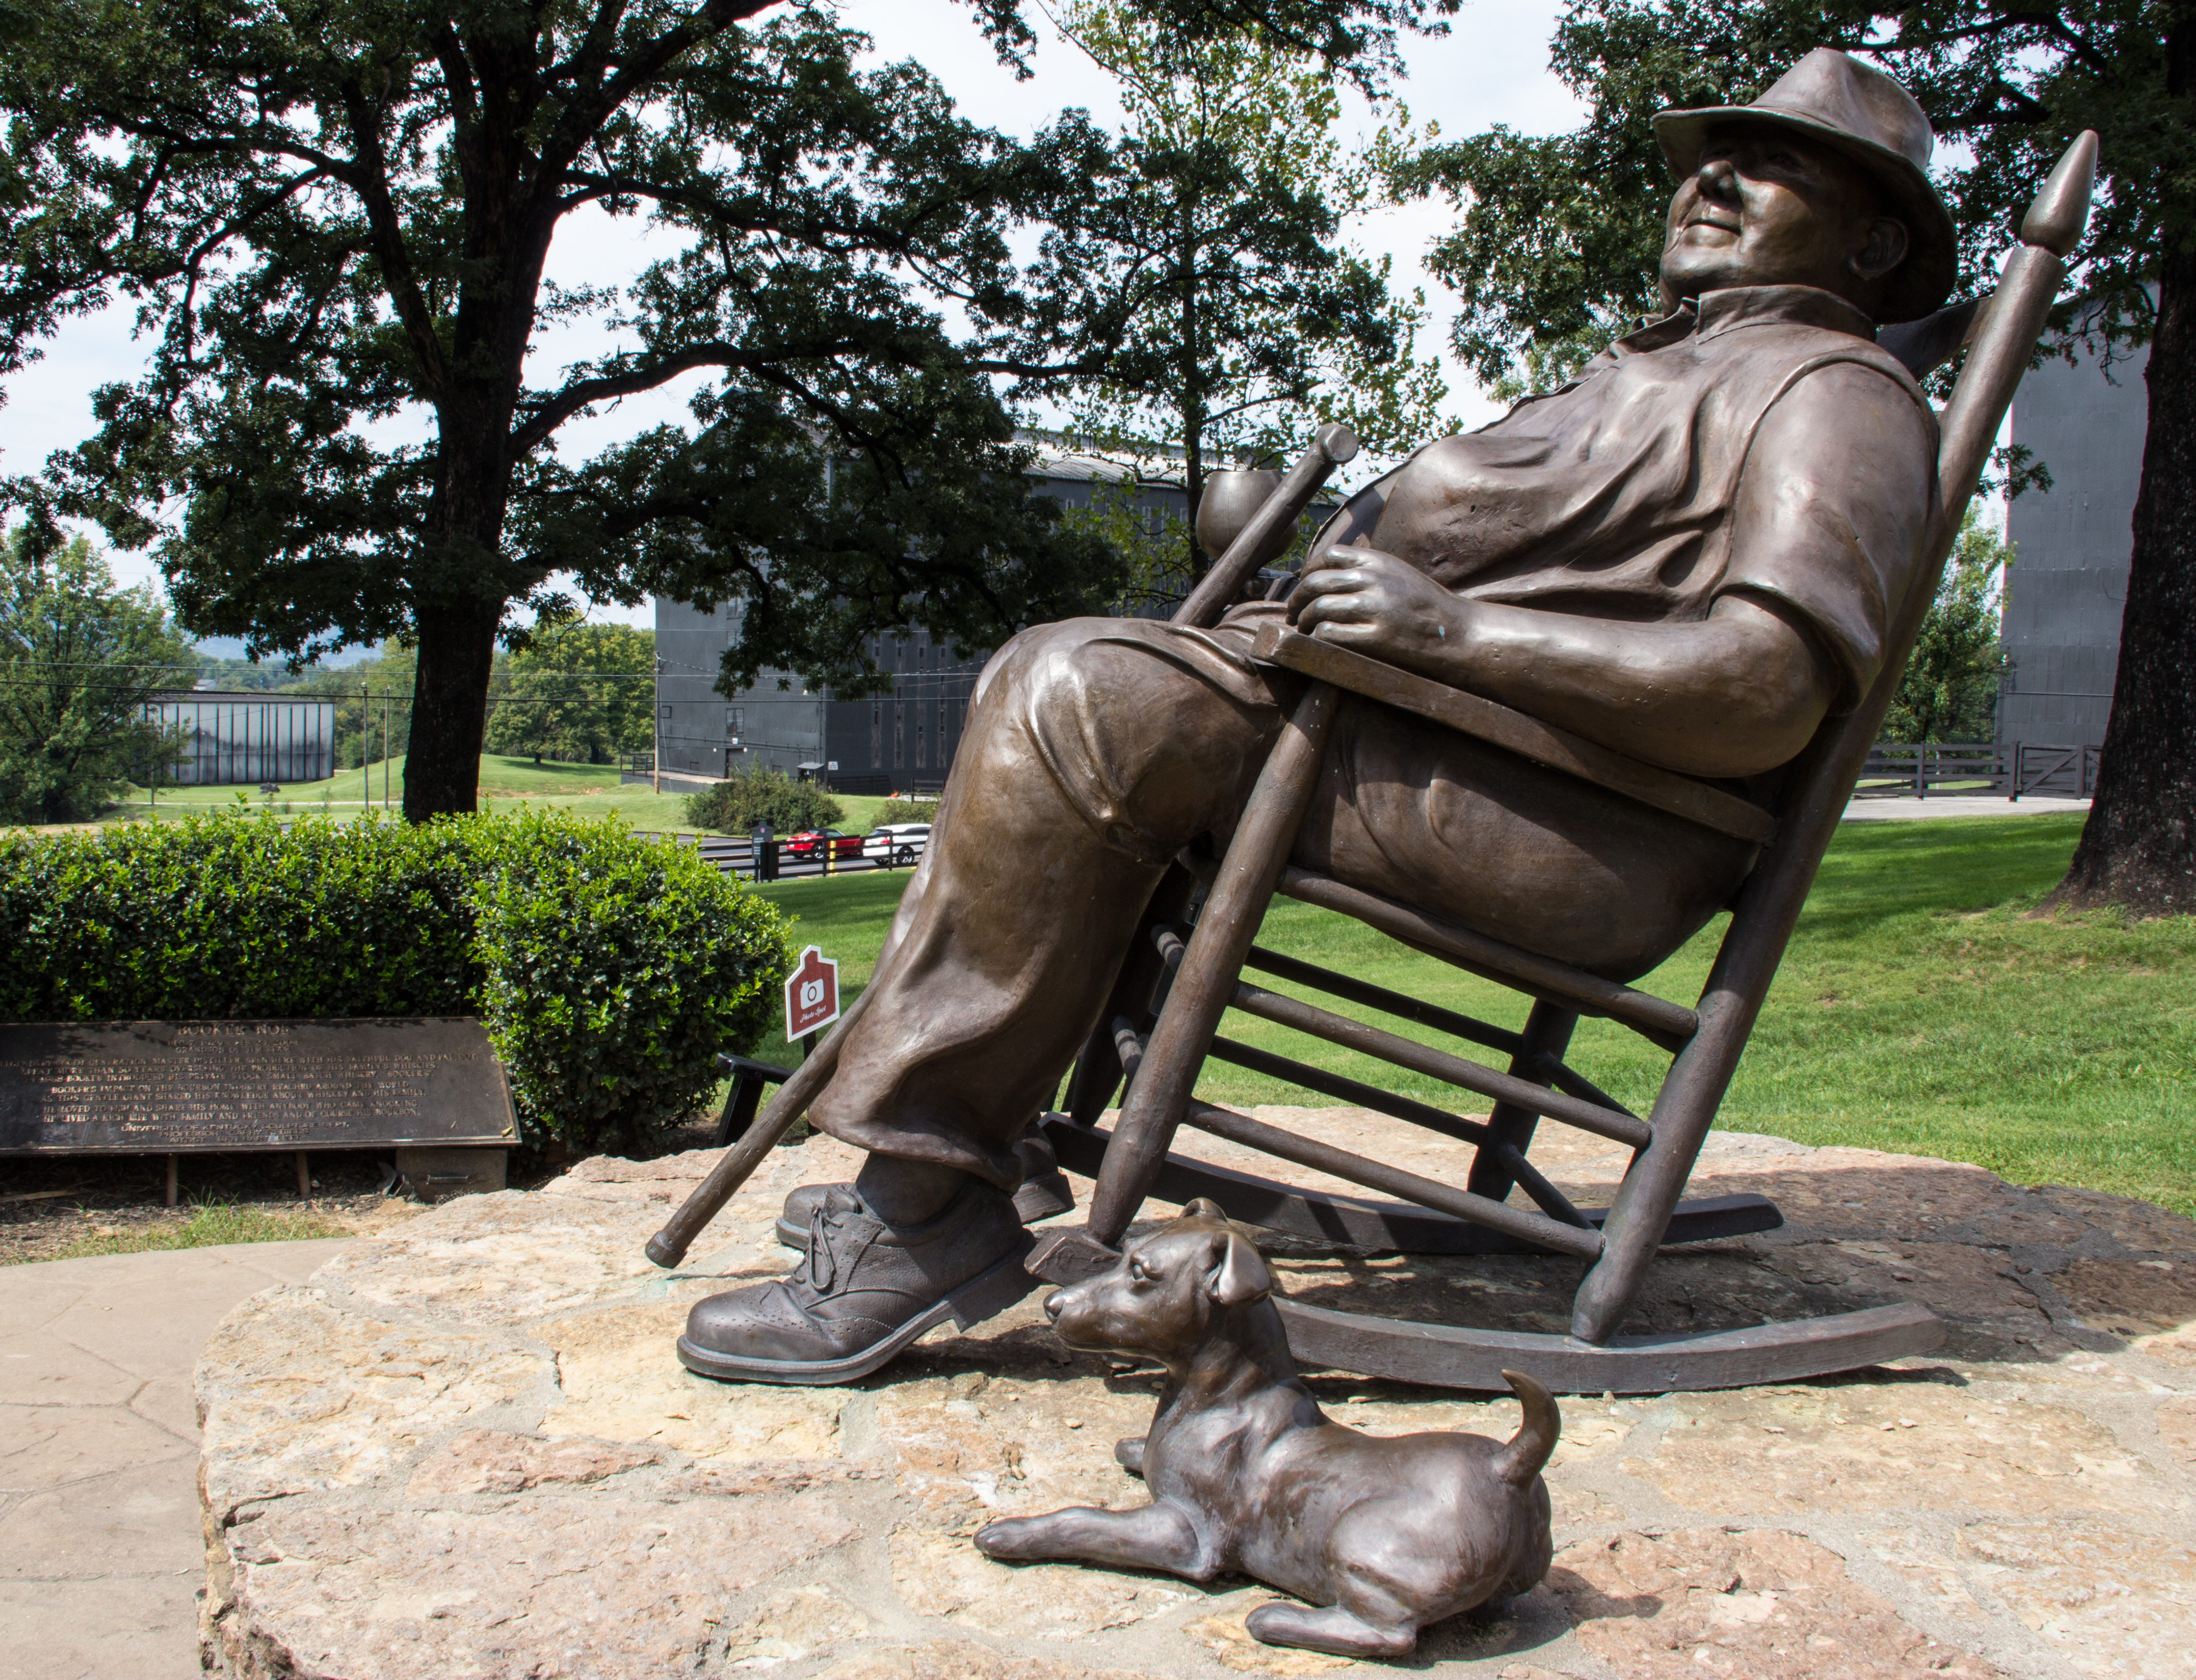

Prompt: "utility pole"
[361,686,370,815]
[652,655,663,795]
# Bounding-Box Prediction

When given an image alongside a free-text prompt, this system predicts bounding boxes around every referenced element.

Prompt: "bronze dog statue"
[974,1201,1558,1658]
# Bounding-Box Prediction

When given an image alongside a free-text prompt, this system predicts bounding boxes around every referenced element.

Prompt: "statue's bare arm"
[1287,365,1933,780]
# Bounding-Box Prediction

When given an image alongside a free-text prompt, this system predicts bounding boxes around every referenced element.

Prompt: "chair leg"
[1087,681,1342,1247]
[1571,987,1754,1342]
[1064,864,1201,1126]
[1464,1001,1577,1202]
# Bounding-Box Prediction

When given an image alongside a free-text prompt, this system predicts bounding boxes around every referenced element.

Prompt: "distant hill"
[191,637,381,670]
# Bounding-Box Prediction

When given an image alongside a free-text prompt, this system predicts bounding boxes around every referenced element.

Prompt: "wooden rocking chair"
[1023,134,2100,1395]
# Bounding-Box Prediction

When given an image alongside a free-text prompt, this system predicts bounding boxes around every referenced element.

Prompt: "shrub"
[0,810,789,1150]
[684,766,844,834]
[877,797,939,825]
[466,811,786,1147]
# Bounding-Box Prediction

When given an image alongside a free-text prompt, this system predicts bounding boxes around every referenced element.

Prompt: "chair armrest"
[1251,625,1779,846]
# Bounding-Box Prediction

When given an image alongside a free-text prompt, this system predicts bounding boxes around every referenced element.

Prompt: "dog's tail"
[1489,1369,1560,1487]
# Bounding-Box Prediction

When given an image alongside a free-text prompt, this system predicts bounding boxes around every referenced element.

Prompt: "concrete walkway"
[0,1239,352,1680]
[1844,793,2089,821]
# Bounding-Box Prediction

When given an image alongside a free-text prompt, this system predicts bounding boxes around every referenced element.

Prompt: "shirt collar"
[1616,285,1878,355]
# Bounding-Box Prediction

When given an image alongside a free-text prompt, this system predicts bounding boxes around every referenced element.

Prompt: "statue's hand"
[1287,547,1471,673]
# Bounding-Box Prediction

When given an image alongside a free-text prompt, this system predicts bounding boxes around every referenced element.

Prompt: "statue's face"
[1660,122,1909,313]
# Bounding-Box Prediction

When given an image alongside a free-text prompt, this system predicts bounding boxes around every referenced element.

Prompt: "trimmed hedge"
[684,767,844,835]
[0,810,790,1150]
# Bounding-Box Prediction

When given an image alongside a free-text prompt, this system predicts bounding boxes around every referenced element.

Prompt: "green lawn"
[743,871,913,1067]
[739,815,2196,1215]
[51,1200,352,1260]
[99,757,902,836]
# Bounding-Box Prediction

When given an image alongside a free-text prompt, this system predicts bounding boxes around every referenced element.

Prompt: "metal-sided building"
[145,689,337,786]
[2001,332,2146,750]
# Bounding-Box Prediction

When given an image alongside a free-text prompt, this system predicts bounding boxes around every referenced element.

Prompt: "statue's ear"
[1182,1197,1228,1221]
[1208,1229,1273,1306]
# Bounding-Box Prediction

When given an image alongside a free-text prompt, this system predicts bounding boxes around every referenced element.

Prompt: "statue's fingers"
[1283,570,1330,621]
[1295,590,1371,633]
[1326,544,1403,571]
[1305,617,1381,651]
[1296,565,1371,598]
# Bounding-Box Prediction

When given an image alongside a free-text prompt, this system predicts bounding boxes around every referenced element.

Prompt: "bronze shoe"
[775,1127,1074,1248]
[680,1180,1034,1385]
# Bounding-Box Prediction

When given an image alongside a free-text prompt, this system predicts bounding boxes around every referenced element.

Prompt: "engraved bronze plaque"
[0,1019,518,1154]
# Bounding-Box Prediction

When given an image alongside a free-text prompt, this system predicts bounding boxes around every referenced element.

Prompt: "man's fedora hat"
[1653,48,1957,323]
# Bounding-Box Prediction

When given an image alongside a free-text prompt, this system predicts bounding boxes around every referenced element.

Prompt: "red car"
[783,829,864,861]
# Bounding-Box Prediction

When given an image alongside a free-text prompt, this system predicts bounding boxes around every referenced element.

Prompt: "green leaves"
[465,808,789,1147]
[0,523,193,823]
[482,622,653,765]
[1039,1,1448,593]
[1882,507,2009,744]
[0,0,1464,811]
[1403,2,2181,388]
[0,809,791,1149]
[682,765,843,835]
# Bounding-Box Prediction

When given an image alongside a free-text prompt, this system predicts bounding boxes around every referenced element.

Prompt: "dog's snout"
[1042,1289,1065,1322]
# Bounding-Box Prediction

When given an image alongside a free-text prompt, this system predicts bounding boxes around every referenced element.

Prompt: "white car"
[863,823,932,866]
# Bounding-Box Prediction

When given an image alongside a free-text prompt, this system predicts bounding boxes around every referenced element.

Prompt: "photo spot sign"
[785,946,840,1041]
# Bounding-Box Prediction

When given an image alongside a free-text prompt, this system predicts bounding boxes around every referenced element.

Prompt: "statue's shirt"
[1320,285,1939,711]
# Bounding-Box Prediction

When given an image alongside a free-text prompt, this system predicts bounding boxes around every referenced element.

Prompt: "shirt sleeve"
[1717,358,1938,713]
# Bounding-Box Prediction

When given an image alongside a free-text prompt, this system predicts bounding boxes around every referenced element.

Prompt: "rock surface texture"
[196,1111,2196,1678]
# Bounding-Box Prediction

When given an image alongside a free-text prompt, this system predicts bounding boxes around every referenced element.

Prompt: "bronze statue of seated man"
[677,49,1956,1386]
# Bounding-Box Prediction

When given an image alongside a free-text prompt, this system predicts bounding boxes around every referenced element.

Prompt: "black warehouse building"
[651,444,1190,795]
[2001,322,2146,751]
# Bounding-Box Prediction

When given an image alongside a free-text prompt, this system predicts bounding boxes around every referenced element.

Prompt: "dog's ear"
[1208,1228,1272,1306]
[1183,1197,1228,1222]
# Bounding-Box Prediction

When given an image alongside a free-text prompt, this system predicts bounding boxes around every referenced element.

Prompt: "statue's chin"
[1661,235,1805,303]
[1660,259,1743,302]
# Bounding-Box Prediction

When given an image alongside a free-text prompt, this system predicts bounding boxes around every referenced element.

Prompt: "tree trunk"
[404,594,505,820]
[400,364,526,820]
[2053,236,2196,915]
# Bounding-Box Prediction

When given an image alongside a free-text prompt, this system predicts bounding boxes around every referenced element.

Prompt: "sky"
[0,1,1592,646]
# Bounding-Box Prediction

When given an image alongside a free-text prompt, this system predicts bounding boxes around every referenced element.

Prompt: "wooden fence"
[1853,742,2100,801]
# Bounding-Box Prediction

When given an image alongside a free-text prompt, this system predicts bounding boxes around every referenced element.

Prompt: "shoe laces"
[801,1202,838,1291]
[801,1199,874,1293]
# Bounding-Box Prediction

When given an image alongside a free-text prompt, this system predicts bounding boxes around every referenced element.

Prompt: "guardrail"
[636,830,930,883]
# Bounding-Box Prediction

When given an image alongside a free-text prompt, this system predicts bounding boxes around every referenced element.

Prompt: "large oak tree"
[0,0,1450,818]
[1401,1,2193,914]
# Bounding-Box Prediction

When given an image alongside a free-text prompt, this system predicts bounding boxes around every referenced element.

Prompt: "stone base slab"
[195,1111,2196,1678]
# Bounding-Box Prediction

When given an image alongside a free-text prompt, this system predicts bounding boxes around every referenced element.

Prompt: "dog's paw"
[973,1515,1051,1562]
[1114,1435,1146,1476]
[1247,1600,1419,1658]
